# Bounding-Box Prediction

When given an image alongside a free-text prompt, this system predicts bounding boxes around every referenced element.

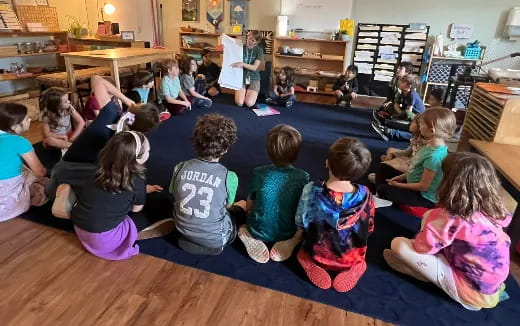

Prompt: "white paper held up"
[218,34,244,90]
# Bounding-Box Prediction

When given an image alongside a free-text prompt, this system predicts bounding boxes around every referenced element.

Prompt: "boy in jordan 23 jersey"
[169,113,245,255]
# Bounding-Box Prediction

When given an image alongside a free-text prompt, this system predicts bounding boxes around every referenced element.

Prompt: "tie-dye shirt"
[295,182,375,271]
[413,208,511,308]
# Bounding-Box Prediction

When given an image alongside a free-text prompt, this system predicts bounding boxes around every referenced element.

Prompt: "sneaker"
[61,148,68,157]
[372,108,380,122]
[159,111,171,122]
[338,100,348,107]
[52,184,76,219]
[368,173,376,184]
[374,195,393,208]
[285,100,293,108]
[137,218,175,240]
[265,98,274,105]
[371,122,389,141]
[238,225,270,263]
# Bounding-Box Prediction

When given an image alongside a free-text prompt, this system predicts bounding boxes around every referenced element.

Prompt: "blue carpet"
[23,96,519,326]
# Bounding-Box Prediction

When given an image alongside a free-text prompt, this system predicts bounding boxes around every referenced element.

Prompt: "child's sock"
[296,249,332,289]
[52,184,76,219]
[270,233,302,262]
[137,218,175,240]
[332,261,367,292]
[238,225,269,263]
[383,249,429,282]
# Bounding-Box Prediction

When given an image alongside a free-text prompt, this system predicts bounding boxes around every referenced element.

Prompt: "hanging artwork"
[230,0,247,27]
[182,0,199,22]
[246,29,274,54]
[206,0,224,30]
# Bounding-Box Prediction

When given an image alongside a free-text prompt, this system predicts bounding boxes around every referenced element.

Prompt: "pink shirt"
[413,208,511,308]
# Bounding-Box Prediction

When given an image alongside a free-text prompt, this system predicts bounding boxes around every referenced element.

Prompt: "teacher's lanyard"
[245,47,254,81]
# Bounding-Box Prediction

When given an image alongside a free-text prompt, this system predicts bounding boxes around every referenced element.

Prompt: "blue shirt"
[247,165,309,242]
[407,145,448,203]
[402,90,425,114]
[0,131,33,180]
[161,75,181,99]
[133,87,150,104]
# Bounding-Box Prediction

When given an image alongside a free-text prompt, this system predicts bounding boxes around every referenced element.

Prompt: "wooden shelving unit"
[68,37,147,51]
[273,37,348,104]
[0,31,69,120]
[457,83,520,151]
[179,30,225,60]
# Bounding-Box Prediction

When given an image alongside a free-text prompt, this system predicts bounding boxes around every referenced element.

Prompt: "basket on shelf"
[464,46,481,59]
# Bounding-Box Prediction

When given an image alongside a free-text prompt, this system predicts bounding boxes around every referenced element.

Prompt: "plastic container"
[464,46,481,59]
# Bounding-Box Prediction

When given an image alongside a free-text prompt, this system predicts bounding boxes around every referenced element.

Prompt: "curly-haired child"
[296,137,375,292]
[40,87,85,152]
[169,113,245,255]
[385,152,511,310]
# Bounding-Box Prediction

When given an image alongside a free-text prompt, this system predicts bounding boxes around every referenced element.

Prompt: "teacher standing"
[232,31,264,107]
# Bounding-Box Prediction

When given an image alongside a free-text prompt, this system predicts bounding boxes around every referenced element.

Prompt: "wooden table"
[470,139,520,243]
[61,48,175,91]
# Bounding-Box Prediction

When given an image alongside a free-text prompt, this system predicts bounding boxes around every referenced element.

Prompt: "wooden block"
[306,86,318,92]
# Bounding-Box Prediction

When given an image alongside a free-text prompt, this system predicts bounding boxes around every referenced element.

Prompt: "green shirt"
[243,45,264,82]
[247,165,309,242]
[161,75,181,99]
[406,145,448,203]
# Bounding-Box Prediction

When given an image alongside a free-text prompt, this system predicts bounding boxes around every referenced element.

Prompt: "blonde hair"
[399,74,419,89]
[160,59,178,74]
[421,108,456,140]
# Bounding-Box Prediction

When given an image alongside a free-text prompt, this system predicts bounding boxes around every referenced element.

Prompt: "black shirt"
[63,100,119,164]
[198,62,221,84]
[333,76,359,94]
[71,176,146,233]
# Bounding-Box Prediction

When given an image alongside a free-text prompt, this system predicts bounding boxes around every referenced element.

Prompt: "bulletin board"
[280,0,353,32]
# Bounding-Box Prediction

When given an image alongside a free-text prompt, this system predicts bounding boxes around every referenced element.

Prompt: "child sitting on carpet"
[169,113,245,255]
[40,87,85,153]
[160,59,191,115]
[375,108,456,209]
[296,137,375,292]
[71,131,174,261]
[126,71,155,104]
[198,49,221,97]
[265,66,296,108]
[372,74,425,141]
[379,61,414,112]
[368,113,426,184]
[384,152,511,310]
[428,88,444,108]
[333,64,358,108]
[180,56,213,110]
[0,103,48,222]
[237,124,309,263]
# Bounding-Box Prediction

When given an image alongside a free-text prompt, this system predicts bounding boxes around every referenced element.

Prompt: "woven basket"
[15,6,60,32]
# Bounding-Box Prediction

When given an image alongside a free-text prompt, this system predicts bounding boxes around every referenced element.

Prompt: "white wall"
[351,0,520,68]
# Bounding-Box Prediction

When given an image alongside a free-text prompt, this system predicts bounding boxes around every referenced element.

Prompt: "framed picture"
[182,0,199,22]
[121,31,135,41]
[35,0,49,5]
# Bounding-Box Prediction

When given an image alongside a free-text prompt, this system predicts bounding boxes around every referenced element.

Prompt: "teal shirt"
[406,145,448,203]
[133,87,150,104]
[247,165,309,242]
[161,75,181,99]
[0,132,33,180]
[243,45,264,82]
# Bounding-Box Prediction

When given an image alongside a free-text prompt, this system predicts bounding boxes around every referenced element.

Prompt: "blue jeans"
[383,120,412,141]
[194,78,207,96]
[268,91,296,105]
[191,97,212,109]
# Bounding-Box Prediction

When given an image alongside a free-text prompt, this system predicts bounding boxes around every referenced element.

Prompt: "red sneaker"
[159,111,171,122]
[332,261,367,292]
[296,249,332,289]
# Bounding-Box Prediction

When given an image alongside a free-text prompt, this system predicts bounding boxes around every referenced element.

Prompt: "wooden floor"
[10,95,518,325]
[0,219,390,326]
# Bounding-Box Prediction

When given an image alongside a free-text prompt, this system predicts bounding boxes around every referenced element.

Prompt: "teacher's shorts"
[243,79,260,92]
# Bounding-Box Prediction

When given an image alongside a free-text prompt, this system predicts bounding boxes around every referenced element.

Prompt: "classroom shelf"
[0,72,46,82]
[296,89,336,96]
[431,56,483,62]
[275,37,347,44]
[179,31,221,36]
[180,47,222,53]
[0,31,68,37]
[275,54,344,62]
[0,51,61,59]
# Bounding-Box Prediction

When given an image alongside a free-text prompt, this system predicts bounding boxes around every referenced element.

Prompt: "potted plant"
[67,16,88,38]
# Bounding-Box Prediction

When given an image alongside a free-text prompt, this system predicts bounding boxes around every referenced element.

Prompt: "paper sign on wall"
[449,24,474,39]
